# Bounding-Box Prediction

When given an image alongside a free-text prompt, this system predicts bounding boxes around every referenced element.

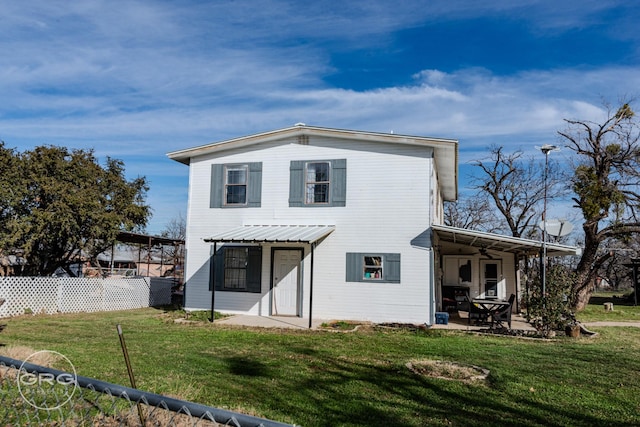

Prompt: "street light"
[538,144,559,302]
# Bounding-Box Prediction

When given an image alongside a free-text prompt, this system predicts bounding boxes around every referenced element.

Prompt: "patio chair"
[466,296,489,325]
[491,294,515,329]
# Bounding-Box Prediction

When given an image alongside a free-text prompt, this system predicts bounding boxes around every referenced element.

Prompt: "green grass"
[576,290,640,322]
[1,301,640,426]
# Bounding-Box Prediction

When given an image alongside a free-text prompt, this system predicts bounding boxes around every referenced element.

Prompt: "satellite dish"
[538,219,574,237]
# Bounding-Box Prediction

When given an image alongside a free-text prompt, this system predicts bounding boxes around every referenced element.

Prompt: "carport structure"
[110,231,185,278]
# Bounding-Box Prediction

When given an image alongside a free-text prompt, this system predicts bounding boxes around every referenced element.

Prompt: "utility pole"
[539,144,558,304]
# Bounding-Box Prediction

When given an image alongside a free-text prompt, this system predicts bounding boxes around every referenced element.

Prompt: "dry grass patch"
[319,320,367,331]
[0,345,59,366]
[406,359,489,384]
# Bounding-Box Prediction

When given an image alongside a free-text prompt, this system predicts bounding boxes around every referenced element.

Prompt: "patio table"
[472,298,511,328]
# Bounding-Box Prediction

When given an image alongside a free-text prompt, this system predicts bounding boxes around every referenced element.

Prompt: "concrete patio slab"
[212,312,537,332]
[214,315,327,329]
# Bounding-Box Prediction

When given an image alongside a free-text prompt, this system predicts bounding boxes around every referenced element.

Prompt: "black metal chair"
[491,294,516,329]
[466,296,489,325]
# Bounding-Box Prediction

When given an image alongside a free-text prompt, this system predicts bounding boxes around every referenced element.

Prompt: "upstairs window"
[289,159,346,207]
[225,165,247,205]
[210,163,262,208]
[305,162,330,204]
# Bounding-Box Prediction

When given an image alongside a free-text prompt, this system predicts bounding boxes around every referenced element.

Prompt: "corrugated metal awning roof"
[204,225,335,244]
[432,224,581,257]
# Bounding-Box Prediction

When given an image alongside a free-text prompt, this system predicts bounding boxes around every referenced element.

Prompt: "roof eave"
[166,124,459,199]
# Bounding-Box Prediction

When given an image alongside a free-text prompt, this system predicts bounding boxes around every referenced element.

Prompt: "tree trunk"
[573,274,595,311]
[571,221,600,311]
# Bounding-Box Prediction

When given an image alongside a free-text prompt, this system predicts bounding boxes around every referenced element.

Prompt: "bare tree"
[443,197,499,232]
[560,101,640,310]
[160,213,186,284]
[470,146,563,239]
[597,238,639,290]
[161,212,186,241]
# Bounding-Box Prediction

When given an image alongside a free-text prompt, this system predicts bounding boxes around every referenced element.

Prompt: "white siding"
[183,136,436,324]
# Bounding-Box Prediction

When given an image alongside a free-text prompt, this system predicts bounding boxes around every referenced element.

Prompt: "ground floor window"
[211,245,262,293]
[346,252,401,283]
[363,256,383,280]
[224,247,248,289]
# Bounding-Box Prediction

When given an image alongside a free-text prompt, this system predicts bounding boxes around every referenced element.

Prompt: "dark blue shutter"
[211,246,225,291]
[385,253,401,283]
[210,164,223,208]
[246,246,262,293]
[247,162,262,207]
[345,253,363,282]
[331,159,347,207]
[289,161,305,207]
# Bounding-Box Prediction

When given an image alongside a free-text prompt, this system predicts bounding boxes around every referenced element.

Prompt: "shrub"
[523,264,577,338]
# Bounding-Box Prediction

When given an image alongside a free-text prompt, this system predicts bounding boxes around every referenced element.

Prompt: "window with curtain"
[305,161,330,204]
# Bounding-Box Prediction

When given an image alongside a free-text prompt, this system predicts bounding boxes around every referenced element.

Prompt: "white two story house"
[168,125,578,326]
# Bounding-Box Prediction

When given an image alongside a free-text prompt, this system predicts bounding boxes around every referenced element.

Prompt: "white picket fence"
[0,277,172,318]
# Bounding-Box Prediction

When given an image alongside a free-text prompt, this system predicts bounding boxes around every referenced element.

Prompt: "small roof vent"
[294,122,306,127]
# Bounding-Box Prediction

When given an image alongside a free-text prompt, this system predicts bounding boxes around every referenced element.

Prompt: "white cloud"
[1,0,638,233]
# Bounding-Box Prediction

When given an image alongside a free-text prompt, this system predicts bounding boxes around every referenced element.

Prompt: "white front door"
[272,250,302,316]
[481,260,502,298]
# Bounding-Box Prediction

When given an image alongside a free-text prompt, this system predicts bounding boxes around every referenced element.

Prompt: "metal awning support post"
[110,242,115,276]
[513,252,520,313]
[147,236,152,277]
[160,245,164,276]
[308,242,316,329]
[210,242,217,322]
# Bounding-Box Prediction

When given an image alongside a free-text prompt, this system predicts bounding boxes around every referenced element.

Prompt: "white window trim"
[224,165,248,206]
[304,161,331,205]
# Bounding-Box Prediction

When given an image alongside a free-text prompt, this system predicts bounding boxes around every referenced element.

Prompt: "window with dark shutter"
[345,252,401,283]
[224,247,248,289]
[210,163,262,208]
[305,162,330,204]
[225,165,248,205]
[289,159,346,207]
[211,245,262,293]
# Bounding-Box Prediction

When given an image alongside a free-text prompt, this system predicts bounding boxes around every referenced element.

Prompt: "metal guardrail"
[0,355,297,427]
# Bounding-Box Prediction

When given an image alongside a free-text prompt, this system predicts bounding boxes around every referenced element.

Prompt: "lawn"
[576,290,640,322]
[1,298,640,426]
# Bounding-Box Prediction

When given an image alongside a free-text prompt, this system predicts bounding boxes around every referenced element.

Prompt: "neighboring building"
[168,125,578,325]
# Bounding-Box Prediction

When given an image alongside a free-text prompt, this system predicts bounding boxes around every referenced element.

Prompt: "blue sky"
[2,0,639,234]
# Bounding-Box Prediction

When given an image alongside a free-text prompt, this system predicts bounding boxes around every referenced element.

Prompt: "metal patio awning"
[432,224,580,257]
[203,224,335,244]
